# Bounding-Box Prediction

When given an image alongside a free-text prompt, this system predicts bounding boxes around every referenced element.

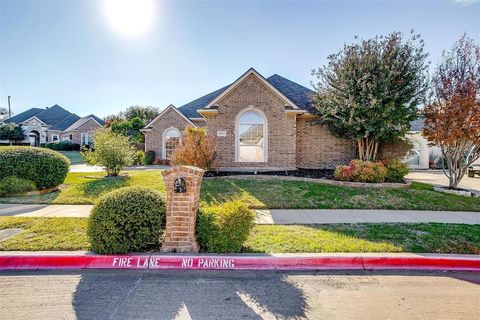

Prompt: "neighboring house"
[405,115,432,170]
[143,68,354,171]
[405,115,480,169]
[3,104,104,146]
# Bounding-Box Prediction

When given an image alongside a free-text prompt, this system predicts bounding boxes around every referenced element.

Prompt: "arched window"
[163,128,181,159]
[237,109,267,162]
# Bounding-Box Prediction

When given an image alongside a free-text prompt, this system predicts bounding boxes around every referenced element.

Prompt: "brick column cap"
[163,165,205,178]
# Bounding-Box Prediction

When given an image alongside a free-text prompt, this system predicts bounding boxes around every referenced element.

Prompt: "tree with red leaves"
[424,35,480,189]
[171,126,217,170]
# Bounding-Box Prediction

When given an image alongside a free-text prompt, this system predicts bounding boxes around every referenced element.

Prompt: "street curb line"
[1,254,480,271]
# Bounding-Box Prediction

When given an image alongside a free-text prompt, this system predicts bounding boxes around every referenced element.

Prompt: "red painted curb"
[0,254,479,271]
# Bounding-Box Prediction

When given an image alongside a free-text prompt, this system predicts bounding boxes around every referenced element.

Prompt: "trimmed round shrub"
[0,176,36,196]
[196,200,255,253]
[383,159,409,183]
[88,186,166,254]
[0,147,70,189]
[335,160,388,183]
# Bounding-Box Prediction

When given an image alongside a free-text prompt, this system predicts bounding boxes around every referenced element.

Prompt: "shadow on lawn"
[81,175,131,198]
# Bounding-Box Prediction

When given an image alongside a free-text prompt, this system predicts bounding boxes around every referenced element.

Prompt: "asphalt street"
[1,269,479,319]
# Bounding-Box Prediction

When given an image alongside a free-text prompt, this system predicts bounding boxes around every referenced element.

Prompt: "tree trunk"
[357,137,379,162]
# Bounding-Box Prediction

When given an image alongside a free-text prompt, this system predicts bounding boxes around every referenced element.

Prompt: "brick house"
[143,68,354,171]
[3,104,104,146]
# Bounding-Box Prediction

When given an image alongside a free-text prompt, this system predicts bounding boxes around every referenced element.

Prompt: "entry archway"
[28,130,40,147]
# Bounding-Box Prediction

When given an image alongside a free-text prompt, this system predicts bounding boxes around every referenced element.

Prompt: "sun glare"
[104,0,154,37]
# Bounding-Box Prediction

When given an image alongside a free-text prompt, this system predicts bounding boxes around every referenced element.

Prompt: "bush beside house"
[335,159,409,183]
[144,150,156,165]
[81,128,136,176]
[88,186,166,254]
[43,141,81,151]
[0,146,70,190]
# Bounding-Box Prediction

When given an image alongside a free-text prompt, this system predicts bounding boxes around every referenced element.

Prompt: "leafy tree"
[423,35,480,189]
[81,128,136,177]
[122,105,160,124]
[312,31,429,161]
[110,120,132,136]
[171,127,217,169]
[103,114,123,128]
[110,117,145,142]
[0,123,25,145]
[0,107,9,122]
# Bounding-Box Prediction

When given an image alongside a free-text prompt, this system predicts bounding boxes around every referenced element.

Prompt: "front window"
[164,128,181,159]
[52,134,59,142]
[81,133,88,146]
[238,110,265,162]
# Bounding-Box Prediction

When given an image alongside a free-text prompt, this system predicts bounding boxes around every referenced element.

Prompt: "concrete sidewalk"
[254,209,480,225]
[69,164,169,172]
[1,204,480,224]
[0,204,93,217]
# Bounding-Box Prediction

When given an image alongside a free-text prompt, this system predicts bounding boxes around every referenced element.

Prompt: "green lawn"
[201,179,480,211]
[244,224,480,254]
[0,170,479,211]
[0,217,89,251]
[58,151,84,164]
[1,217,479,254]
[0,171,165,205]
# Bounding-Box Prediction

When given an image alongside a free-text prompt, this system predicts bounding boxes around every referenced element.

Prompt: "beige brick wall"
[46,130,61,143]
[144,108,192,160]
[61,119,102,145]
[206,74,297,170]
[295,118,355,169]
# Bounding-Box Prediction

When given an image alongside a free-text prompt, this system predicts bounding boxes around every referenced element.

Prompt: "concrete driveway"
[406,170,480,192]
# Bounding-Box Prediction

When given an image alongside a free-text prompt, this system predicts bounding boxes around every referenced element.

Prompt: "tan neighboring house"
[3,104,104,146]
[143,68,354,171]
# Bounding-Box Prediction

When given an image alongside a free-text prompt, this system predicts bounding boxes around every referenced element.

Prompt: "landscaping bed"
[1,217,479,254]
[204,169,336,180]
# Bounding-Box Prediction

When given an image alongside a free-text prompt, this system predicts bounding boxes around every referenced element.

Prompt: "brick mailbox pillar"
[160,166,205,253]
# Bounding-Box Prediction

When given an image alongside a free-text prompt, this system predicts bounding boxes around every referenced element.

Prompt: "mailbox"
[174,176,186,193]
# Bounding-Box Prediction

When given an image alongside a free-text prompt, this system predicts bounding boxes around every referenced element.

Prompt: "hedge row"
[41,141,81,151]
[0,146,70,189]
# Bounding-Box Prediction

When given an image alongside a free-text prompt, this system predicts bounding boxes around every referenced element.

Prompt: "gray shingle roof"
[177,72,317,118]
[178,85,230,118]
[410,116,425,132]
[4,104,104,131]
[266,74,317,114]
[63,115,105,132]
[35,105,73,126]
[4,108,44,124]
[51,113,81,131]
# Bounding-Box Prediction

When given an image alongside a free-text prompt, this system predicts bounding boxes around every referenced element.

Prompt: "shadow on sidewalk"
[71,269,308,320]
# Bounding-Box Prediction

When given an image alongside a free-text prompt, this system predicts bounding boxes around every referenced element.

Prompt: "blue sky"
[1,0,479,118]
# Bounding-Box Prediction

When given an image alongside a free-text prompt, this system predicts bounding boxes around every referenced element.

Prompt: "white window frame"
[235,106,268,163]
[52,134,59,142]
[81,133,88,145]
[162,127,182,160]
